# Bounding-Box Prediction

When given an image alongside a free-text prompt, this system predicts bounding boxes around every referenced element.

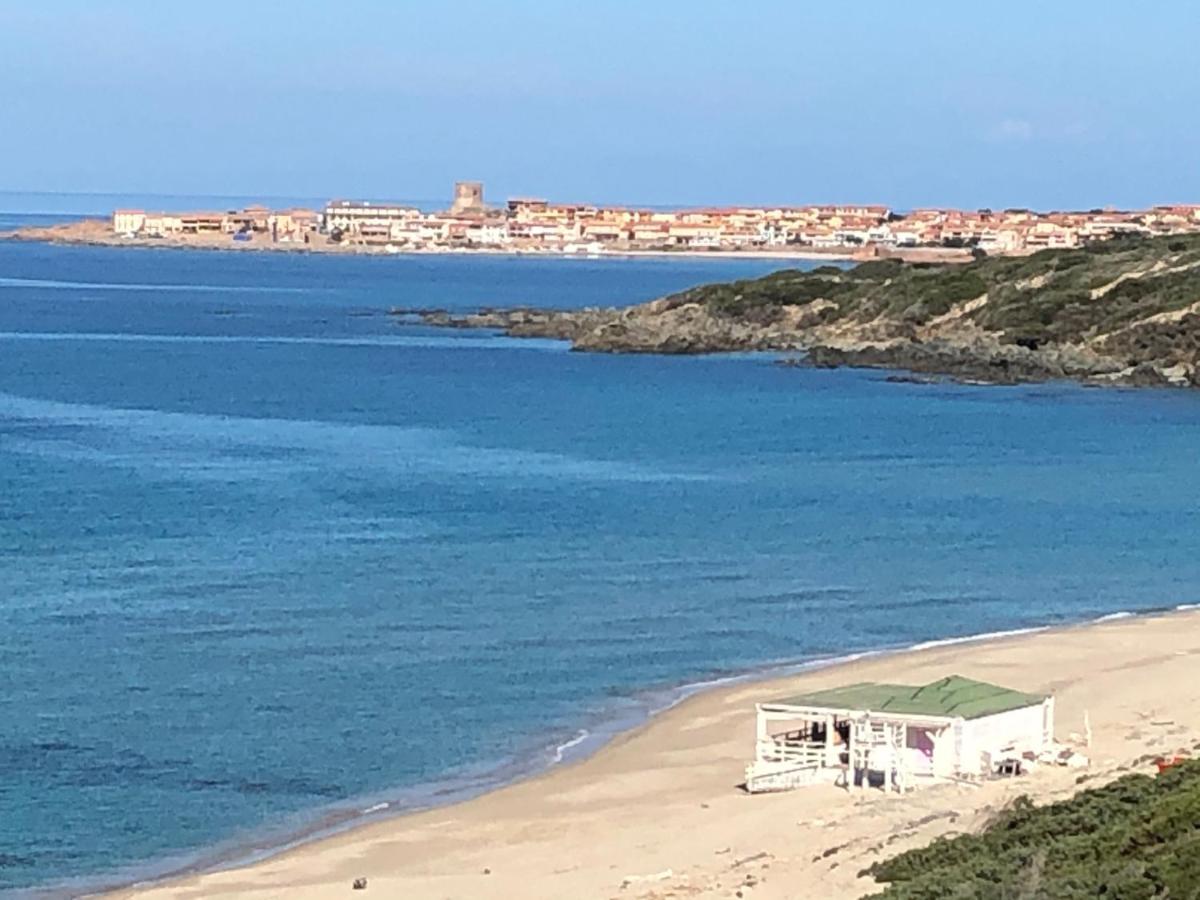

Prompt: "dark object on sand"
[996,758,1022,777]
[352,877,368,890]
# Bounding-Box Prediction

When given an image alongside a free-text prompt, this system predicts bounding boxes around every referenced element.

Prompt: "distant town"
[21,181,1200,259]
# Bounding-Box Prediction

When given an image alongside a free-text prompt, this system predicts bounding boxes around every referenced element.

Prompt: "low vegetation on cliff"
[409,234,1200,387]
[682,233,1200,385]
[865,759,1200,899]
[693,234,1200,344]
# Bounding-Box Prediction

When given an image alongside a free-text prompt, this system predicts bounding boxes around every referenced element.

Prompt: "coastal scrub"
[414,233,1200,387]
[865,759,1200,898]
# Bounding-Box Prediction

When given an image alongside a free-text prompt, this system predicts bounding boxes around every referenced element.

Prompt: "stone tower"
[450,181,485,214]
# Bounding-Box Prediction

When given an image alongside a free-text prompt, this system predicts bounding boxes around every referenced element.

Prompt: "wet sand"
[101,609,1200,899]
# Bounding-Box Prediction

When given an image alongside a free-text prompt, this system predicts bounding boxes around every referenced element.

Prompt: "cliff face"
[403,234,1200,387]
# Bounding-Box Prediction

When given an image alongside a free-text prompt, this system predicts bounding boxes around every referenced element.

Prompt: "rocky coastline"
[401,306,1142,385]
[405,303,801,354]
[399,234,1200,389]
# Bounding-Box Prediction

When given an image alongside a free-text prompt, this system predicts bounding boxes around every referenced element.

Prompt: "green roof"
[770,675,1046,720]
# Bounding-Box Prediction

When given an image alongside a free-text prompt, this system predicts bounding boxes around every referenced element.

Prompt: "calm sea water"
[3,236,1200,895]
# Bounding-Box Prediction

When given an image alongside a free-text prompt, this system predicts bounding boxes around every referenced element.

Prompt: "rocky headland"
[400,234,1200,388]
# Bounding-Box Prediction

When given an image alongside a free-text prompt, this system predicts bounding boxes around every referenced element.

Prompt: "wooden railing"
[757,737,826,767]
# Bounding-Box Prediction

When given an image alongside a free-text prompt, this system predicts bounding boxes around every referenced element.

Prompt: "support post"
[884,724,894,793]
[846,720,855,792]
[859,716,869,793]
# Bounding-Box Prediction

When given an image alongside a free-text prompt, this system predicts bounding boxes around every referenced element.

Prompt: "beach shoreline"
[87,605,1200,900]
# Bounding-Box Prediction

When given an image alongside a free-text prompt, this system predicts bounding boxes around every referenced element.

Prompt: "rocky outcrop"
[398,301,810,354]
[571,300,804,353]
[398,234,1200,389]
[794,338,1125,385]
[413,308,609,342]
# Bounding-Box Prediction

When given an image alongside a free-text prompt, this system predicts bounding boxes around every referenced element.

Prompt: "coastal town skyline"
[87,181,1200,258]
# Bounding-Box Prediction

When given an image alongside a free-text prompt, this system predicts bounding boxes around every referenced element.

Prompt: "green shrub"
[865,760,1200,899]
[682,234,1200,340]
[848,258,905,280]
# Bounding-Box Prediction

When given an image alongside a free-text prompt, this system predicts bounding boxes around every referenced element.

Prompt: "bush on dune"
[864,759,1200,899]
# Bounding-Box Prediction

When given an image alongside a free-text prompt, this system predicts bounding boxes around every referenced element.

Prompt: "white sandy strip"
[102,609,1200,900]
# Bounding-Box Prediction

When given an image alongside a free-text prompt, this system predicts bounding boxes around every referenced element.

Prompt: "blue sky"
[1,2,1197,209]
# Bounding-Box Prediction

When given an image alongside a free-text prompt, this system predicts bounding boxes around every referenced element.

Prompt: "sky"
[1,1,1198,210]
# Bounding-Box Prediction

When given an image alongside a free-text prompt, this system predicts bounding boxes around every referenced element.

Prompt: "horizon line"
[2,188,1198,217]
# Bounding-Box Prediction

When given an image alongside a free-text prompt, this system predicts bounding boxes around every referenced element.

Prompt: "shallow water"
[2,240,1200,894]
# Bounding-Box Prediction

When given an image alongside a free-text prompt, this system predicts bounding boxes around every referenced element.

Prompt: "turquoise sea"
[3,220,1200,895]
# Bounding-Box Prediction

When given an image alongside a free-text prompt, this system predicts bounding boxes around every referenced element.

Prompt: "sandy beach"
[99,608,1200,900]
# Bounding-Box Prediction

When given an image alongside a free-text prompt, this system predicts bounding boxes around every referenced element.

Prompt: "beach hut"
[745,675,1054,794]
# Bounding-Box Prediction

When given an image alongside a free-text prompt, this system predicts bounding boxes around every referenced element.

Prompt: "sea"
[3,202,1200,896]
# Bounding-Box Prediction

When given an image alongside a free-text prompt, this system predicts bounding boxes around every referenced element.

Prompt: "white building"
[745,675,1054,794]
[469,220,508,245]
[112,209,146,235]
[979,228,1022,254]
[324,200,422,238]
[141,213,183,236]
